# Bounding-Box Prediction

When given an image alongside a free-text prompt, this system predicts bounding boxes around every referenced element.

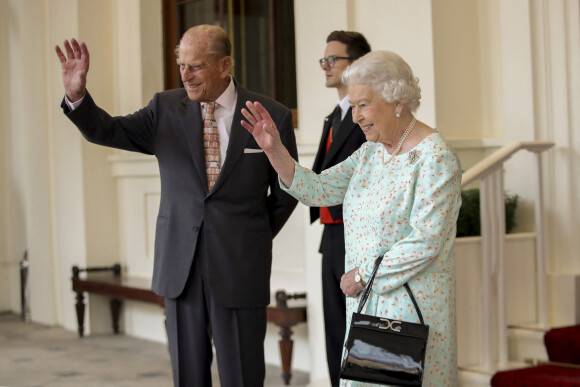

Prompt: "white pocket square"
[244,148,264,154]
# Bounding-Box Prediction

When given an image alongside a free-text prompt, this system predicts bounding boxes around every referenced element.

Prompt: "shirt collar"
[212,76,236,111]
[338,95,350,118]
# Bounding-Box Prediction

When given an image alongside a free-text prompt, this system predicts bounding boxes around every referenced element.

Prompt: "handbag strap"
[403,283,425,325]
[356,256,383,313]
[356,256,426,325]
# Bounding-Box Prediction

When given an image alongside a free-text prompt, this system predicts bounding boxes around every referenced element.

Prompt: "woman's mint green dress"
[283,132,462,386]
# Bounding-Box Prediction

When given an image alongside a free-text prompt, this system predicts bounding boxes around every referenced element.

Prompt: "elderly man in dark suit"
[55,24,298,387]
[313,30,370,387]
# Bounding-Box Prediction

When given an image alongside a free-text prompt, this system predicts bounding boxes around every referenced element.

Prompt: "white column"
[5,0,59,325]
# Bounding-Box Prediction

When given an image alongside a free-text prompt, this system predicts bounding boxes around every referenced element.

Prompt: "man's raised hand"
[55,39,90,102]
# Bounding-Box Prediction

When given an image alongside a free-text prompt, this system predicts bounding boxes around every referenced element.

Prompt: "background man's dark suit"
[310,106,365,383]
[62,83,298,384]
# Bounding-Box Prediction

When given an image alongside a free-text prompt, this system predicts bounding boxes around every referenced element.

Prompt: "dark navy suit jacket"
[310,107,366,224]
[62,84,298,308]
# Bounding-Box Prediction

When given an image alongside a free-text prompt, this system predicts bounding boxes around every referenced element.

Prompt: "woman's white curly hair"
[342,51,421,113]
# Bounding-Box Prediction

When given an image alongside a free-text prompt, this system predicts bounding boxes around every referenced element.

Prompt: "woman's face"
[349,84,398,144]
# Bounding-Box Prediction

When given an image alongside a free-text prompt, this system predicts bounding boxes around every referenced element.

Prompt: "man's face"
[177,36,231,102]
[322,41,351,89]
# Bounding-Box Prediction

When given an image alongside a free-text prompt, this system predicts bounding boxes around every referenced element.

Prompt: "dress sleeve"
[280,144,366,207]
[361,147,462,294]
[266,108,299,237]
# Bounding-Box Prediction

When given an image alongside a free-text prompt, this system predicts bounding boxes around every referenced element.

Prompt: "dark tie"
[331,105,342,139]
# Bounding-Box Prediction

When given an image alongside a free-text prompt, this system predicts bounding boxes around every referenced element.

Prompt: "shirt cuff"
[65,94,85,111]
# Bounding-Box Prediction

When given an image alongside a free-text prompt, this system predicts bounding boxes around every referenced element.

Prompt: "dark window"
[162,0,297,113]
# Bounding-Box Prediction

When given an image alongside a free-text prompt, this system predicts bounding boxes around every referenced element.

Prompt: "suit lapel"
[323,108,358,168]
[313,112,333,172]
[181,97,208,188]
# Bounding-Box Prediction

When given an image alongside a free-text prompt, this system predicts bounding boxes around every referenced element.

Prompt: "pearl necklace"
[382,117,417,165]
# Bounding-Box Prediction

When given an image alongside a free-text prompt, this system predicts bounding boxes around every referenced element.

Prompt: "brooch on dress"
[408,150,421,164]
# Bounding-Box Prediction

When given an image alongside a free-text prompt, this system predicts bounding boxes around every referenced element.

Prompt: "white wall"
[432,0,580,297]
[530,0,580,324]
[295,0,436,147]
[532,0,580,274]
[3,0,57,325]
[0,0,13,312]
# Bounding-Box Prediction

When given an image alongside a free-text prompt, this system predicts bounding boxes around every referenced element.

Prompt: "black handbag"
[340,256,429,386]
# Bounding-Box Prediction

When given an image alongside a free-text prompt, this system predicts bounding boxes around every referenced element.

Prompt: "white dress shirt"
[201,77,237,167]
[338,94,350,121]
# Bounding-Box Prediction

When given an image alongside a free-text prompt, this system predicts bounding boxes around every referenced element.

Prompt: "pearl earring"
[396,113,400,118]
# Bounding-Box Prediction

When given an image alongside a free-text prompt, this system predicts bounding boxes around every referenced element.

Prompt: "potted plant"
[456,188,519,237]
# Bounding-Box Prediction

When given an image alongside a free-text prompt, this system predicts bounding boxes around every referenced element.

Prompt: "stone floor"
[0,312,309,387]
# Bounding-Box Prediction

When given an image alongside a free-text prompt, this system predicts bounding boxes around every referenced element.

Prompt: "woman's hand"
[241,101,282,153]
[341,268,365,298]
[240,101,296,187]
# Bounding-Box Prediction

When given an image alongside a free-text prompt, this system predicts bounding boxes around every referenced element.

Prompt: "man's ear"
[220,56,232,78]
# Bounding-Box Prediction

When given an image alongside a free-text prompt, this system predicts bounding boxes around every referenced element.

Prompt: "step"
[508,324,549,363]
[459,361,528,387]
[458,324,550,386]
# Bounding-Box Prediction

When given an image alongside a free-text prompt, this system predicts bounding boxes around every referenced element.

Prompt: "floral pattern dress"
[283,132,462,386]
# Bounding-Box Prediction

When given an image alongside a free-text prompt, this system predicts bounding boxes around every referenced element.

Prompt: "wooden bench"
[71,264,307,385]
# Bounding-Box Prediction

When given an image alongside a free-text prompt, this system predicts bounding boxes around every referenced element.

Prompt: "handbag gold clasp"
[379,318,402,332]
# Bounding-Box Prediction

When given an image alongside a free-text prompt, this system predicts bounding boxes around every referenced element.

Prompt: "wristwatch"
[354,267,365,290]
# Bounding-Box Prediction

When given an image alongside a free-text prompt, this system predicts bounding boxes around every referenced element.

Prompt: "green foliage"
[456,188,519,237]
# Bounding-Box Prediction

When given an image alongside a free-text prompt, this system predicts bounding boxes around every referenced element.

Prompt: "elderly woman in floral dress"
[241,51,462,386]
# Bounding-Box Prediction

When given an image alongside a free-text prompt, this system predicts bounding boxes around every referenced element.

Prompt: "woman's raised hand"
[55,39,90,102]
[241,101,282,152]
[241,101,296,187]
